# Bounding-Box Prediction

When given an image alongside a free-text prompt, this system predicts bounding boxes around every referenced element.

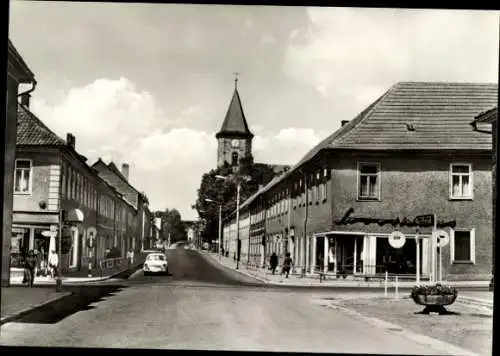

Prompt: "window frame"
[449,163,474,200]
[450,227,476,264]
[13,159,33,194]
[357,161,381,201]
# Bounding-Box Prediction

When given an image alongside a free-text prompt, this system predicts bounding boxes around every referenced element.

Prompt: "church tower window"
[232,152,239,166]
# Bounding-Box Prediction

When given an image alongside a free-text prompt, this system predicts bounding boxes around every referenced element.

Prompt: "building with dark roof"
[223,81,496,282]
[11,101,154,278]
[4,40,37,287]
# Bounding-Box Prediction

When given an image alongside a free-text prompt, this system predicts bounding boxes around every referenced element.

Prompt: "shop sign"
[334,208,456,228]
[388,231,406,249]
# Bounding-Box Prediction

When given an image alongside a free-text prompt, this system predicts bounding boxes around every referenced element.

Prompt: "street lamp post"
[215,174,250,270]
[205,198,222,261]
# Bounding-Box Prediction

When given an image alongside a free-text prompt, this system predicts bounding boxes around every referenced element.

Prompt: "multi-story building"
[12,101,131,273]
[3,40,36,286]
[223,82,497,282]
[11,99,152,276]
[91,160,149,255]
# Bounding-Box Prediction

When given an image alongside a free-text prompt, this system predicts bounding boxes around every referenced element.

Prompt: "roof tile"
[17,104,66,146]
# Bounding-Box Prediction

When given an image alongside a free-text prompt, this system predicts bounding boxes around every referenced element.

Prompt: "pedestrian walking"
[282,252,293,278]
[270,252,278,275]
[127,248,134,267]
[25,250,37,287]
[48,250,59,279]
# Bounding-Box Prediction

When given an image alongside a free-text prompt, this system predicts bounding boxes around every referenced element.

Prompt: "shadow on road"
[14,284,128,324]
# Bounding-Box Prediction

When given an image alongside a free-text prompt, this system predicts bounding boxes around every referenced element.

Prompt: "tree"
[161,208,187,243]
[193,162,279,242]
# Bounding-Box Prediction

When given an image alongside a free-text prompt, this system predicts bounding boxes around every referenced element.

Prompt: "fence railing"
[98,257,127,277]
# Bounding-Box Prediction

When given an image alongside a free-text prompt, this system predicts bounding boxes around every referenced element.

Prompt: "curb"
[456,296,493,310]
[201,252,269,284]
[322,301,479,356]
[8,262,146,287]
[0,291,72,326]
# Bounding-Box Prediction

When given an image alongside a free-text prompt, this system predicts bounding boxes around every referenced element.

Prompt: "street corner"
[318,294,491,356]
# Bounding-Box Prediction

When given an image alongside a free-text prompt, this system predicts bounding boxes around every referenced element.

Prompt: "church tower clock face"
[231,139,240,148]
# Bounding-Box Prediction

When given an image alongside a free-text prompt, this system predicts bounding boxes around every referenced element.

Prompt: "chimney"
[341,120,350,127]
[66,133,75,149]
[20,93,31,108]
[122,163,129,181]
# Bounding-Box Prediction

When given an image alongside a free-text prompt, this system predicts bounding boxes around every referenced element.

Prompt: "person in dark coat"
[25,250,37,288]
[282,252,293,278]
[270,252,278,275]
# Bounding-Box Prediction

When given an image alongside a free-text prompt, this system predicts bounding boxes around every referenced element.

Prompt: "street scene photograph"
[1,2,498,355]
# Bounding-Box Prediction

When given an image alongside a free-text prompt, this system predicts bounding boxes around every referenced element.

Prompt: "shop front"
[310,209,456,279]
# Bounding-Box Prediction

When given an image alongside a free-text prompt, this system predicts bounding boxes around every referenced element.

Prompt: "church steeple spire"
[215,76,254,139]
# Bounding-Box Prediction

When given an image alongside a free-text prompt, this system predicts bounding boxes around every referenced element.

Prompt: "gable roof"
[331,82,497,150]
[237,81,497,213]
[17,104,66,146]
[473,107,497,124]
[108,161,130,183]
[216,87,254,139]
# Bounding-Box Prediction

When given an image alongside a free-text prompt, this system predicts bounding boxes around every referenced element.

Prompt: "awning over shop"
[65,208,84,223]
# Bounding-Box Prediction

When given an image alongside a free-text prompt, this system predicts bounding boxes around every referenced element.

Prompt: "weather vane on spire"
[234,72,241,89]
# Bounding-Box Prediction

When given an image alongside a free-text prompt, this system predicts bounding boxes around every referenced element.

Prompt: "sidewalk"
[9,253,147,286]
[1,286,71,325]
[324,294,492,356]
[202,251,494,309]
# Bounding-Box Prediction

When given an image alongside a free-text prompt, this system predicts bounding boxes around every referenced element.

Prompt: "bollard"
[384,271,388,297]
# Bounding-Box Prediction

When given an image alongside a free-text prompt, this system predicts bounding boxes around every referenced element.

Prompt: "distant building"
[3,40,36,286]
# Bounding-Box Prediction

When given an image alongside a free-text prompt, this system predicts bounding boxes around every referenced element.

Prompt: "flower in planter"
[410,283,458,299]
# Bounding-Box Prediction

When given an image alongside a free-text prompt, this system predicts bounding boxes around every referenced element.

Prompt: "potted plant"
[410,283,458,314]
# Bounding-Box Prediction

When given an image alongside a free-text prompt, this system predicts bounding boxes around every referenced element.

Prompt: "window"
[14,159,32,193]
[450,164,473,199]
[450,228,475,264]
[231,152,239,166]
[72,170,76,199]
[358,162,380,200]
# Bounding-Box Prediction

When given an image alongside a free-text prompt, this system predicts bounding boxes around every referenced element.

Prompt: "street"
[0,244,483,354]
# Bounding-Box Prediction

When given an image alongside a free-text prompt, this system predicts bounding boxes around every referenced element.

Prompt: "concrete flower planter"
[411,284,458,315]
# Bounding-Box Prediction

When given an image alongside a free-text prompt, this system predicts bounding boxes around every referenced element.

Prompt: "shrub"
[410,283,458,298]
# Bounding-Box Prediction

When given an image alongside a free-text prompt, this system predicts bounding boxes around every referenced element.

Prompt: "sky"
[8,2,499,220]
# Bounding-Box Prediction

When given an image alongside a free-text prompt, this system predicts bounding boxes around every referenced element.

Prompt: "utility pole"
[218,204,222,261]
[236,183,241,270]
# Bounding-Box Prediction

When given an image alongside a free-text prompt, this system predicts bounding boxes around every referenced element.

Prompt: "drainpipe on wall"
[301,169,309,277]
[17,80,37,99]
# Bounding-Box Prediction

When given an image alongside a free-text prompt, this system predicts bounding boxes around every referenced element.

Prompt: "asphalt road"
[0,244,474,354]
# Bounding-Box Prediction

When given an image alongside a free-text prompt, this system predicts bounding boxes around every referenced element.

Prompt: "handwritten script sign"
[334,208,456,228]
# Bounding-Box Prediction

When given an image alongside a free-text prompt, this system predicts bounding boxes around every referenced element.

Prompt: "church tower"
[216,76,254,170]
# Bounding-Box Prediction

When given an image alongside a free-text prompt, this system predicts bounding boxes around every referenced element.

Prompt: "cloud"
[253,127,326,165]
[284,8,499,103]
[30,78,325,219]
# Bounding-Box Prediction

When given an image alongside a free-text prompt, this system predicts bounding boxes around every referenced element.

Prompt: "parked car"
[143,253,168,276]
